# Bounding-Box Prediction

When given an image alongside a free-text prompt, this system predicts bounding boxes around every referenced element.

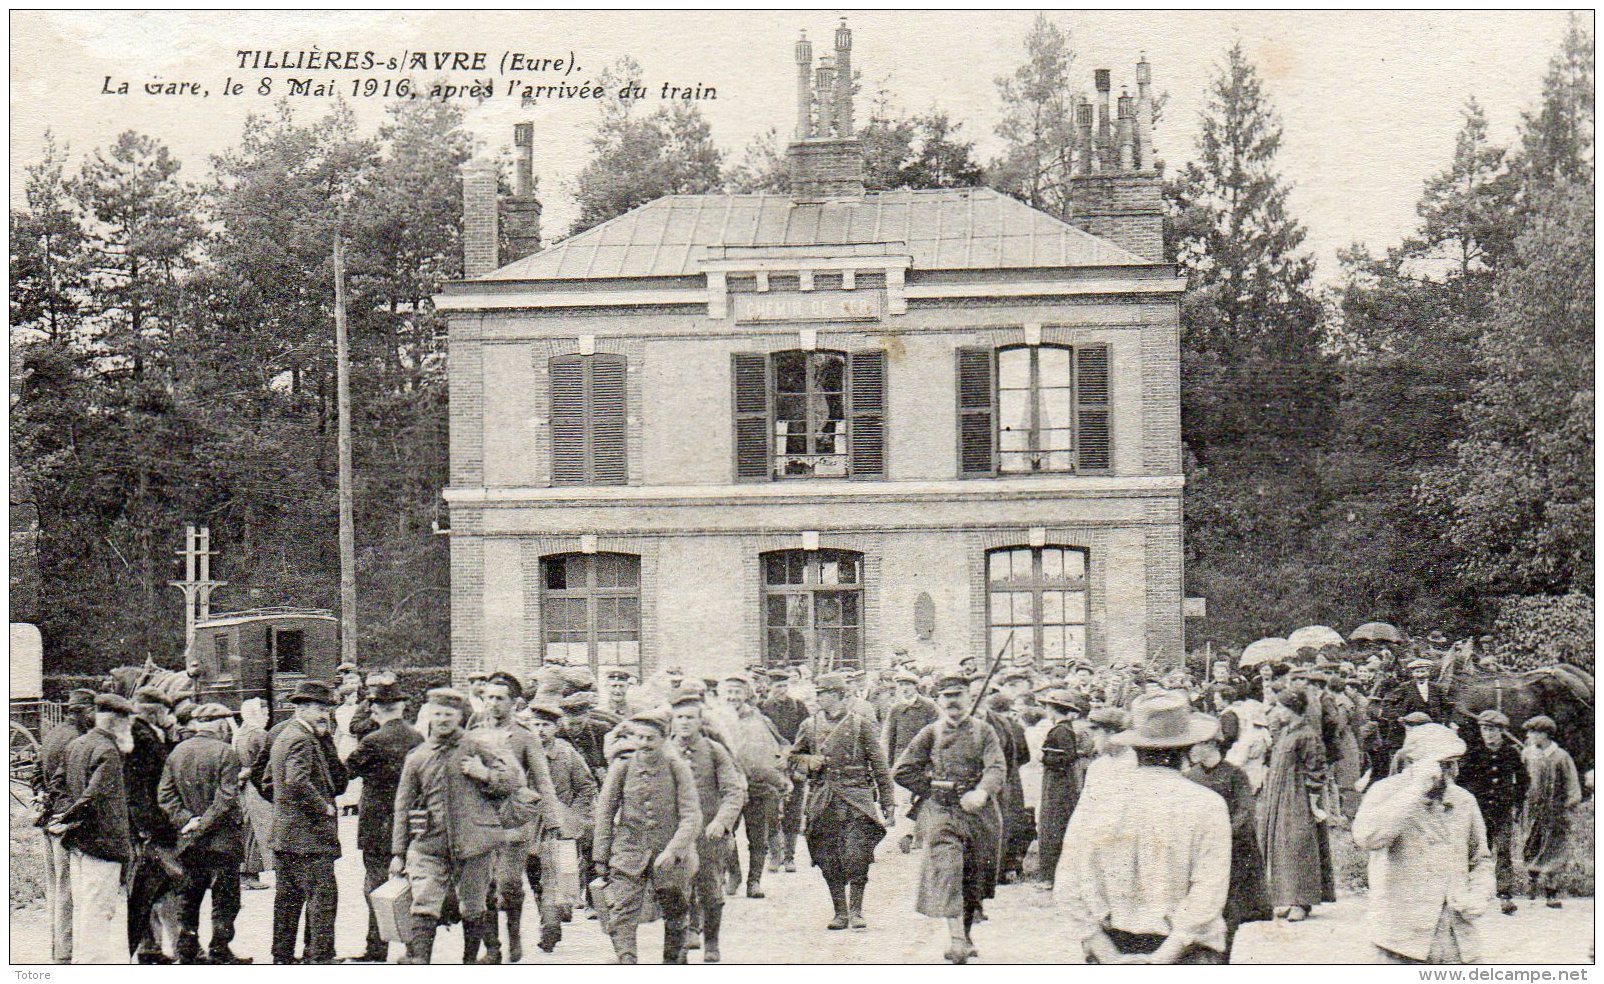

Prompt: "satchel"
[499,787,545,829]
[369,877,415,944]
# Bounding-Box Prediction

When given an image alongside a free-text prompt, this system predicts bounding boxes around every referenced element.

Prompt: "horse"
[103,657,197,705]
[1447,663,1594,775]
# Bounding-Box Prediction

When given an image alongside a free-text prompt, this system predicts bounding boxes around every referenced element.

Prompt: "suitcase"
[369,876,415,944]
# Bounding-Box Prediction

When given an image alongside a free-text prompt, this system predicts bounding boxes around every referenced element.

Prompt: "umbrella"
[1287,625,1345,652]
[1350,621,1405,644]
[1239,637,1295,668]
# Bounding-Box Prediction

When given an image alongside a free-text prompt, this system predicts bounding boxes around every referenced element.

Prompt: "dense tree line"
[11,19,1592,674]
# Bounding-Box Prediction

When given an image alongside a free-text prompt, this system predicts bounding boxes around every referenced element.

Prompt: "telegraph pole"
[333,217,359,668]
[170,524,225,659]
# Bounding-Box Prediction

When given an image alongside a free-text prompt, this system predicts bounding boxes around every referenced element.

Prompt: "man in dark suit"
[56,694,136,964]
[268,680,347,965]
[342,681,421,962]
[1460,709,1530,914]
[125,686,181,963]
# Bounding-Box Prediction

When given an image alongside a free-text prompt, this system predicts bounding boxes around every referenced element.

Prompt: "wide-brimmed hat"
[287,680,339,706]
[1112,693,1220,749]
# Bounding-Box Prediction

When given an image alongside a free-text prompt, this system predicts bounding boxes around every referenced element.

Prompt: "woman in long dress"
[1256,689,1329,921]
[1188,730,1270,954]
[1520,716,1582,907]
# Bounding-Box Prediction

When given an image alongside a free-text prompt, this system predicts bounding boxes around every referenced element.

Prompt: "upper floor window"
[732,349,886,482]
[550,354,627,486]
[957,343,1111,477]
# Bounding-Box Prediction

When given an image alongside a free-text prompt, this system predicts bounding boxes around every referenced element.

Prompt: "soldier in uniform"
[709,671,791,898]
[522,701,597,954]
[603,668,639,719]
[759,669,809,872]
[882,670,939,853]
[342,681,422,962]
[158,703,250,964]
[789,673,896,930]
[392,689,522,965]
[668,690,747,963]
[559,692,614,782]
[593,709,702,964]
[892,673,1005,964]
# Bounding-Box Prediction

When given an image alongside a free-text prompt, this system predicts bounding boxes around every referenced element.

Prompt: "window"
[273,629,306,675]
[957,343,1111,477]
[550,354,627,486]
[212,631,234,680]
[732,349,886,481]
[986,546,1089,667]
[762,549,863,672]
[542,552,641,675]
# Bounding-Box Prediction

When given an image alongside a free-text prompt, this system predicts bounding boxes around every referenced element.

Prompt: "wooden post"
[334,219,359,669]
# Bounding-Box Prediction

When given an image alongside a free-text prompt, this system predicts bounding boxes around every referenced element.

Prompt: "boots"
[400,915,438,965]
[609,923,638,965]
[783,834,798,872]
[462,912,484,964]
[503,898,524,963]
[480,912,503,965]
[846,881,867,929]
[725,856,742,897]
[826,882,849,930]
[663,918,688,964]
[746,854,765,898]
[702,906,723,963]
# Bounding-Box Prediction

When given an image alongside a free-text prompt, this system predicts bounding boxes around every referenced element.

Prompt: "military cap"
[605,668,635,682]
[815,673,851,694]
[667,688,705,707]
[133,685,175,709]
[287,680,339,706]
[1087,706,1128,730]
[484,671,523,699]
[65,688,97,710]
[559,691,597,712]
[526,702,563,723]
[1399,710,1434,726]
[722,671,754,688]
[1522,715,1557,734]
[95,693,134,715]
[368,681,407,704]
[677,678,709,697]
[628,708,672,734]
[933,673,969,695]
[191,702,235,722]
[426,688,471,719]
[1475,709,1510,728]
[1406,657,1437,671]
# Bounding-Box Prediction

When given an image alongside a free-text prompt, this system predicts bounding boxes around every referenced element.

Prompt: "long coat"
[1036,720,1086,877]
[1521,740,1582,873]
[882,696,939,765]
[1187,760,1270,934]
[1458,736,1527,838]
[158,733,244,856]
[791,709,895,827]
[268,718,347,855]
[1256,721,1328,910]
[125,717,177,846]
[392,731,521,861]
[345,718,423,856]
[891,716,1005,918]
[36,719,84,820]
[59,727,133,864]
[593,747,701,890]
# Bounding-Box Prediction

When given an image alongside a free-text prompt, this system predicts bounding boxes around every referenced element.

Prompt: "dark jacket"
[791,709,895,826]
[560,717,612,776]
[345,718,423,855]
[882,696,939,764]
[37,718,85,820]
[158,733,244,856]
[544,736,598,837]
[59,728,133,863]
[759,695,810,744]
[1460,735,1529,835]
[594,746,701,883]
[125,716,177,846]
[269,718,347,855]
[1386,680,1451,723]
[392,731,520,861]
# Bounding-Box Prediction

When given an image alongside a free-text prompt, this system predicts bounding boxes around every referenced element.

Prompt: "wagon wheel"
[10,722,40,808]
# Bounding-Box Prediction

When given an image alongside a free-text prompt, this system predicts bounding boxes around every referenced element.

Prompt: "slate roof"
[481,187,1149,281]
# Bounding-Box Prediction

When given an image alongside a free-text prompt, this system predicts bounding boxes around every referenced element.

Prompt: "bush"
[1490,592,1595,673]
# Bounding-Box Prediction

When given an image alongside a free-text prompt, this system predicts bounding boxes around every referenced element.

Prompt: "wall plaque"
[732,290,883,323]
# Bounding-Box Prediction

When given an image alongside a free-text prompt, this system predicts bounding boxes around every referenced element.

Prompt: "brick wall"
[1141,314,1182,474]
[461,161,499,279]
[448,318,484,487]
[1068,171,1164,262]
[1143,500,1184,666]
[787,138,866,199]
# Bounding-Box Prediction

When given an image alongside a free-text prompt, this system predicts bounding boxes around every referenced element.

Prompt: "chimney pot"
[460,160,499,278]
[1094,69,1112,92]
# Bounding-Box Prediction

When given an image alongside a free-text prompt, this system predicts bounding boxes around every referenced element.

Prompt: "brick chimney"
[460,159,499,278]
[502,122,542,263]
[786,19,864,201]
[1068,56,1164,262]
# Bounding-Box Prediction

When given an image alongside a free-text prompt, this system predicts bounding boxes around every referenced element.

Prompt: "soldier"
[882,670,938,853]
[559,691,614,782]
[593,709,702,964]
[1458,709,1528,915]
[158,703,250,964]
[603,668,639,719]
[759,669,810,872]
[392,688,521,965]
[35,688,95,963]
[710,671,791,898]
[267,680,348,965]
[125,686,181,963]
[669,690,747,963]
[342,680,422,962]
[522,702,597,953]
[891,673,1005,963]
[56,693,136,964]
[789,673,896,930]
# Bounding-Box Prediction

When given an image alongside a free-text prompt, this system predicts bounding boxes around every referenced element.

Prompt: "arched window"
[762,549,864,672]
[541,552,641,674]
[986,546,1089,667]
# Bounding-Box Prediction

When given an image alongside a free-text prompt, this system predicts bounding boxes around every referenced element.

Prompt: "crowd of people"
[27,632,1588,965]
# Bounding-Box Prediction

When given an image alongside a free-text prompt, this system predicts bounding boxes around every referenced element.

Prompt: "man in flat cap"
[1519,715,1582,909]
[789,673,896,930]
[268,680,348,964]
[393,689,522,965]
[1388,656,1449,724]
[1458,709,1527,914]
[1036,689,1091,887]
[758,669,810,872]
[35,688,95,962]
[343,680,422,962]
[158,703,250,964]
[882,670,939,853]
[56,694,136,964]
[668,690,747,962]
[125,685,181,963]
[709,671,790,899]
[1354,723,1492,963]
[892,674,1007,963]
[522,702,597,954]
[559,691,614,784]
[594,709,702,964]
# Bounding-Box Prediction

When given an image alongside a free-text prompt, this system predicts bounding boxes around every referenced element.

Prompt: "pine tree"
[990,14,1077,218]
[11,133,91,345]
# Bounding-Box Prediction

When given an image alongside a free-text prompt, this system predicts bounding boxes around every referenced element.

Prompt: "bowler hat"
[95,693,134,716]
[1522,715,1557,735]
[425,687,471,719]
[1474,709,1510,728]
[1112,693,1219,749]
[287,680,339,706]
[65,688,97,710]
[368,681,407,704]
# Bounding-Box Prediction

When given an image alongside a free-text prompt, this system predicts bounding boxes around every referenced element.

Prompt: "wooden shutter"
[956,347,995,477]
[848,349,887,479]
[1074,344,1112,473]
[549,355,587,486]
[589,355,628,485]
[732,353,771,481]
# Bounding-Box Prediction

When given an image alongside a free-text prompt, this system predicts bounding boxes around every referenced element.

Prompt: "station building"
[437,26,1186,683]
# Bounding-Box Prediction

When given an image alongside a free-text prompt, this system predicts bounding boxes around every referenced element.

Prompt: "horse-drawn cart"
[10,623,60,807]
